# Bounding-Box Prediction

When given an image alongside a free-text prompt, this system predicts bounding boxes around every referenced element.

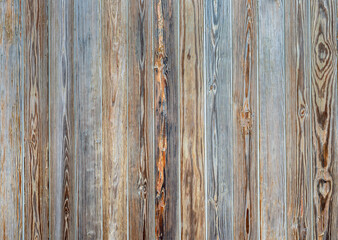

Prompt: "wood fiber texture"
[0,0,337,239]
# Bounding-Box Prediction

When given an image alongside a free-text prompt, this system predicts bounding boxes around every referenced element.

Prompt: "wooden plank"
[23,0,50,238]
[205,0,233,239]
[74,0,102,238]
[128,0,155,239]
[0,0,23,238]
[285,0,312,239]
[49,0,76,239]
[179,0,205,239]
[311,0,337,238]
[154,0,180,239]
[258,0,286,239]
[232,0,258,238]
[102,0,128,239]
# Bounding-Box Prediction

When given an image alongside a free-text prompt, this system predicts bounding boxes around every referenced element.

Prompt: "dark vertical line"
[21,0,25,238]
[48,0,51,238]
[308,0,313,238]
[99,0,103,238]
[283,0,287,238]
[256,0,260,237]
[126,0,129,238]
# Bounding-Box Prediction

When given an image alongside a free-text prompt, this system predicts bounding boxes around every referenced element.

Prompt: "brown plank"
[285,0,312,239]
[128,0,155,239]
[74,0,102,238]
[49,0,76,239]
[179,0,205,238]
[258,0,286,238]
[311,0,337,238]
[102,0,128,239]
[205,0,233,239]
[232,0,258,238]
[23,0,49,239]
[154,0,180,239]
[0,0,23,238]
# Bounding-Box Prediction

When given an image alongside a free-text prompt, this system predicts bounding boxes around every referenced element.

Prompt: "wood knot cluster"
[240,108,253,135]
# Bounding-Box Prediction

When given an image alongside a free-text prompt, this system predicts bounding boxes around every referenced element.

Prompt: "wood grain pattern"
[232,0,258,238]
[154,0,180,239]
[128,0,155,239]
[180,0,205,239]
[311,0,337,238]
[0,0,23,238]
[49,0,76,239]
[102,0,128,239]
[205,0,233,239]
[24,0,50,239]
[258,0,286,239]
[74,0,102,238]
[285,0,312,239]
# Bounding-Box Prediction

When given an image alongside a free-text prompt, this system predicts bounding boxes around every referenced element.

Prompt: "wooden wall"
[0,0,337,239]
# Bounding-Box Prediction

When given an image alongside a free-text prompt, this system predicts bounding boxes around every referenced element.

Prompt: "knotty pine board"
[285,0,312,239]
[0,0,23,238]
[232,0,258,239]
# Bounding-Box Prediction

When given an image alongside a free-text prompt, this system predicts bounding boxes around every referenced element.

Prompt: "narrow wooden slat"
[0,0,23,238]
[49,0,76,239]
[74,0,102,238]
[154,0,180,239]
[179,0,205,238]
[232,0,258,238]
[285,0,312,239]
[258,0,286,238]
[205,0,233,239]
[102,0,128,239]
[128,0,155,239]
[311,0,337,238]
[24,0,50,238]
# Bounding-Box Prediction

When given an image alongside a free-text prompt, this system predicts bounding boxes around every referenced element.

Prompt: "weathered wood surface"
[0,0,23,239]
[180,0,205,239]
[102,0,128,239]
[49,0,76,239]
[285,0,312,239]
[74,0,102,238]
[311,0,337,239]
[258,0,286,239]
[232,0,258,239]
[24,0,50,239]
[0,1,338,239]
[205,0,233,239]
[128,0,155,239]
[154,0,180,239]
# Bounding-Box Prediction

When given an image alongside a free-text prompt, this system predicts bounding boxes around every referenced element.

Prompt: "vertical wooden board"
[128,0,155,239]
[49,0,76,239]
[311,0,337,238]
[102,0,128,239]
[285,0,312,239]
[205,0,233,239]
[24,0,49,239]
[258,0,286,239]
[74,0,102,238]
[232,0,258,238]
[0,0,23,238]
[180,0,205,239]
[154,0,180,239]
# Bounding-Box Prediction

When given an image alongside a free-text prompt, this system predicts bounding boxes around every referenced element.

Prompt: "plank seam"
[203,0,207,239]
[283,0,287,238]
[178,0,182,238]
[256,0,260,238]
[126,0,129,238]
